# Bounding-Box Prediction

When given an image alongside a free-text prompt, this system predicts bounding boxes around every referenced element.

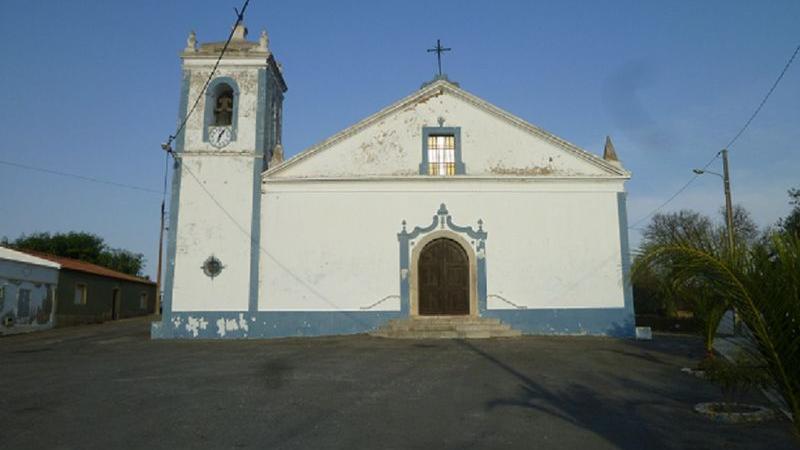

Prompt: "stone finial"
[258,29,269,51]
[232,23,248,41]
[185,30,197,52]
[269,143,284,167]
[603,136,619,162]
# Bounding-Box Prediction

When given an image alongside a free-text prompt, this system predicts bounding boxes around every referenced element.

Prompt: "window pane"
[427,134,456,176]
[74,285,86,305]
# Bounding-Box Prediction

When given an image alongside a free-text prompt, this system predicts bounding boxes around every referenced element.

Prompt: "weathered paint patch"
[185,315,208,337]
[489,164,554,175]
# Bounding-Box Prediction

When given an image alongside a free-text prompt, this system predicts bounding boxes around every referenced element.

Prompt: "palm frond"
[636,234,800,436]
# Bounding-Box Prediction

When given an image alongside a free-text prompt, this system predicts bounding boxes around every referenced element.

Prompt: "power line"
[628,42,800,229]
[725,43,800,150]
[628,152,720,229]
[0,159,161,194]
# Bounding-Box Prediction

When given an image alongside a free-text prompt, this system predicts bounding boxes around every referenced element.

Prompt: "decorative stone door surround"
[397,203,488,317]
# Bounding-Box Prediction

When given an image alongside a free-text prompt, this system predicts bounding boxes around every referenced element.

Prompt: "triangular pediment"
[264,80,629,180]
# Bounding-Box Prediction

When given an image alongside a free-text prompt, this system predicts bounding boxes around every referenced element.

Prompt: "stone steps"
[371,316,522,339]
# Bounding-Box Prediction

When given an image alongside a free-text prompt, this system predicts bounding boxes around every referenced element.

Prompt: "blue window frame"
[419,126,465,175]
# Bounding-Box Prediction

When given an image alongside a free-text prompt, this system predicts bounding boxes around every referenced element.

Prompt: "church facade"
[151,25,636,339]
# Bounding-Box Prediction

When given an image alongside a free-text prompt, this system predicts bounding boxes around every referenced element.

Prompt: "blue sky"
[1,1,798,279]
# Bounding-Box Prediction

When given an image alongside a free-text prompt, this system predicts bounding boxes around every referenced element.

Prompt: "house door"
[111,288,120,320]
[419,238,469,315]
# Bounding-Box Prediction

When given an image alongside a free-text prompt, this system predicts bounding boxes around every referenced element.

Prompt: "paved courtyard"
[0,317,796,449]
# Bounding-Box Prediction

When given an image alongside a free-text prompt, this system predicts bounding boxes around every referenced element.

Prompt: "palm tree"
[634,224,729,357]
[635,233,800,437]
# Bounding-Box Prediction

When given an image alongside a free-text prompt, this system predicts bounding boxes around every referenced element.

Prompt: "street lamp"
[693,149,735,253]
[692,168,722,178]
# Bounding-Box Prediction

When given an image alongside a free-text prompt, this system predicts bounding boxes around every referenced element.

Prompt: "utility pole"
[694,150,735,252]
[155,199,165,315]
[721,149,735,252]
[155,146,171,317]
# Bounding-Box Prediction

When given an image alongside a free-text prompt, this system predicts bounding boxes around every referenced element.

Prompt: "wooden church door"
[419,238,469,315]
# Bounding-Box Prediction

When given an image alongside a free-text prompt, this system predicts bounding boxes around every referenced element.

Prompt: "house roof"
[0,246,61,270]
[18,250,155,286]
[264,78,629,178]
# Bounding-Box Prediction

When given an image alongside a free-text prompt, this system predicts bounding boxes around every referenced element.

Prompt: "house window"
[17,289,31,318]
[0,285,5,310]
[74,283,87,305]
[420,126,465,175]
[139,292,148,310]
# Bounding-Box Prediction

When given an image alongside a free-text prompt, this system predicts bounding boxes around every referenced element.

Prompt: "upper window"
[420,126,465,176]
[427,135,456,176]
[214,87,234,126]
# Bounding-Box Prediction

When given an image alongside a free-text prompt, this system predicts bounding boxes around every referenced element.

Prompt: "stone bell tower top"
[181,22,280,67]
[176,21,287,162]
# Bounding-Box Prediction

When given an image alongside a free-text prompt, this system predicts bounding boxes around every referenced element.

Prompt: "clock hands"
[209,127,230,148]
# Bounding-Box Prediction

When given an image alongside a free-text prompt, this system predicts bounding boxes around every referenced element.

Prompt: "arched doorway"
[418,238,469,315]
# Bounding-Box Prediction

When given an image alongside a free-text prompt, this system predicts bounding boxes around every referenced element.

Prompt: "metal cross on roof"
[427,39,451,76]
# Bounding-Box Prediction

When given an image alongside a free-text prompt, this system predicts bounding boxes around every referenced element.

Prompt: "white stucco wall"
[260,179,627,312]
[170,156,256,311]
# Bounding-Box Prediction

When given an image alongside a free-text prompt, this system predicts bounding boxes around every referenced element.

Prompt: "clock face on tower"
[208,126,232,148]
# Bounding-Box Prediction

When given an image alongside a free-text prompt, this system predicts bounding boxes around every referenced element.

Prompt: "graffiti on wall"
[0,280,55,332]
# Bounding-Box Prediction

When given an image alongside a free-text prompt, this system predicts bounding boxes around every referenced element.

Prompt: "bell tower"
[159,23,287,324]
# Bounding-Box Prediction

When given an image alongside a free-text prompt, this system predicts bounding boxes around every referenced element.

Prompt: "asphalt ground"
[0,317,796,449]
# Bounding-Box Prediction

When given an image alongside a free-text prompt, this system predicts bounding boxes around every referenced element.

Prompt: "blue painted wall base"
[151,308,634,339]
[152,311,403,339]
[484,308,635,338]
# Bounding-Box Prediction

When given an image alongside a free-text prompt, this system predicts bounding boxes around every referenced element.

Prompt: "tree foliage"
[778,187,800,238]
[2,231,145,277]
[635,205,761,318]
[721,204,759,247]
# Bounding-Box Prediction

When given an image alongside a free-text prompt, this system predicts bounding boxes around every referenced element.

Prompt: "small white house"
[152,24,635,339]
[0,247,60,335]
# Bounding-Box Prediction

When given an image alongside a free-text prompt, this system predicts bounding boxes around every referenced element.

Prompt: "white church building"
[151,24,636,339]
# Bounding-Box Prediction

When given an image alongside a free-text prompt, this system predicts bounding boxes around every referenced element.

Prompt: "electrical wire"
[0,159,161,194]
[725,43,800,150]
[628,152,720,229]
